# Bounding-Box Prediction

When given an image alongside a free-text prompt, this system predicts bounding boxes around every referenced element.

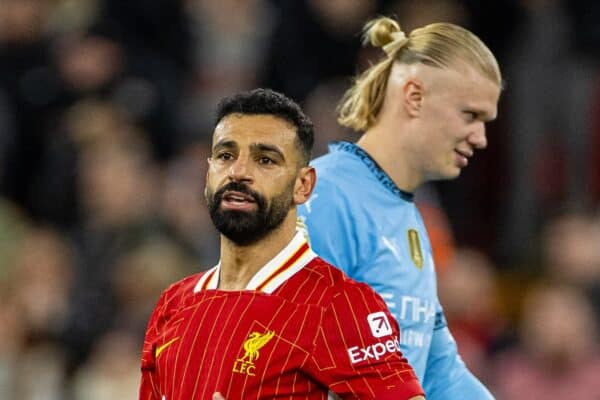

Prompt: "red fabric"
[139,257,423,399]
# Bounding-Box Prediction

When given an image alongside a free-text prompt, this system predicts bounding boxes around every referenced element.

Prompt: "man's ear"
[403,78,424,118]
[293,166,316,205]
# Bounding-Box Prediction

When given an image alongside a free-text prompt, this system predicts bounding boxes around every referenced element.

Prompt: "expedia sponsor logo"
[233,330,275,376]
[367,311,392,338]
[347,336,401,364]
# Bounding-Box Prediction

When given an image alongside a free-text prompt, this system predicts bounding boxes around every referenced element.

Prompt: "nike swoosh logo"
[155,337,180,358]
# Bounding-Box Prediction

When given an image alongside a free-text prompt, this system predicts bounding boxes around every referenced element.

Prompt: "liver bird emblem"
[239,331,275,363]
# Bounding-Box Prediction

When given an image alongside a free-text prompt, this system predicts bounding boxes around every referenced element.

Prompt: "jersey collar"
[194,231,317,294]
[330,141,414,202]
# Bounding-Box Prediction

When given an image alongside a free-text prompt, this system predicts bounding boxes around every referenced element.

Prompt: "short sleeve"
[139,293,164,400]
[422,308,494,399]
[303,282,424,399]
[139,282,182,400]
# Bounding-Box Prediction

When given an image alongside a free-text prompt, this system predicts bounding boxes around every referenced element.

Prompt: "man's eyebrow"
[466,108,496,122]
[212,139,237,152]
[480,110,497,122]
[251,143,286,161]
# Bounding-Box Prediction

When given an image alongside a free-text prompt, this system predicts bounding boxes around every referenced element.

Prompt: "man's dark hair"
[214,88,314,165]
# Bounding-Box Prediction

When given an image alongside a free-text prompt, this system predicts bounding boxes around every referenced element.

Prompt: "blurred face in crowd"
[403,62,500,183]
[205,114,313,245]
[0,0,49,43]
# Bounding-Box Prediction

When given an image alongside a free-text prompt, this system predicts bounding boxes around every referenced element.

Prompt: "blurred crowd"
[1,0,600,398]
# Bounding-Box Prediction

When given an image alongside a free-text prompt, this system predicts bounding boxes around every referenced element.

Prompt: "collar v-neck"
[194,231,316,294]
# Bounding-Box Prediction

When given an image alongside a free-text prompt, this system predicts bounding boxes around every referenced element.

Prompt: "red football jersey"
[139,232,423,399]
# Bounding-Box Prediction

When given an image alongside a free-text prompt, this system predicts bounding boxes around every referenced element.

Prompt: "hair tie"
[382,31,408,57]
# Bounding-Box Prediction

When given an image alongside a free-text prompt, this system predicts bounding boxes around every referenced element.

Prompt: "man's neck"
[217,216,297,291]
[357,127,422,193]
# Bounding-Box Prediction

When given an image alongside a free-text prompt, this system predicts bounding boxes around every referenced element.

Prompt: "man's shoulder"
[300,156,369,218]
[156,271,206,308]
[285,257,383,305]
[307,151,379,210]
[312,150,365,182]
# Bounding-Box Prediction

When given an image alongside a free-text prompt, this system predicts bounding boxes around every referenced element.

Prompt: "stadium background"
[1,0,599,398]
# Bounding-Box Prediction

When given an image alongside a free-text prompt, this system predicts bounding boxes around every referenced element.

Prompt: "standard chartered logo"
[347,336,401,364]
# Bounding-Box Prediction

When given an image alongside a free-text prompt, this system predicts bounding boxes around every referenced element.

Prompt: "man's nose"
[228,156,253,182]
[469,123,487,149]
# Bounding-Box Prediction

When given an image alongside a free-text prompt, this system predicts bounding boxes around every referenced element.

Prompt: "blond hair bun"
[363,17,403,48]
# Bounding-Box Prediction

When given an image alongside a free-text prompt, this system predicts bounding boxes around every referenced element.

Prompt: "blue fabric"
[298,142,493,399]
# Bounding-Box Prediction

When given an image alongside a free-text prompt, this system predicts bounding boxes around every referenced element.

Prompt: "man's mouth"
[454,149,472,167]
[221,190,257,211]
[455,148,472,158]
[223,191,255,202]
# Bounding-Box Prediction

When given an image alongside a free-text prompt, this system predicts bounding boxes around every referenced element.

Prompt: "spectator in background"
[181,0,274,142]
[9,228,74,341]
[110,238,192,335]
[0,296,26,398]
[490,283,600,399]
[0,227,75,400]
[261,0,377,103]
[438,248,504,379]
[0,0,62,221]
[159,143,220,265]
[540,209,600,318]
[70,330,141,400]
[63,125,163,368]
[96,0,194,160]
[302,80,361,157]
[500,0,600,264]
[0,198,30,282]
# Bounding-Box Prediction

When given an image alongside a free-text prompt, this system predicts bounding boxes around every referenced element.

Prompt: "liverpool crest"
[232,330,275,376]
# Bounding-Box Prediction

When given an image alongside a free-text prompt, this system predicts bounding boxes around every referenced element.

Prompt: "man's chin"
[222,233,262,246]
[443,164,463,179]
[449,169,462,179]
[213,213,263,244]
[428,169,461,183]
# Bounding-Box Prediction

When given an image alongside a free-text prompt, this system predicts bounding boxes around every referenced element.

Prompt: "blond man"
[298,16,501,399]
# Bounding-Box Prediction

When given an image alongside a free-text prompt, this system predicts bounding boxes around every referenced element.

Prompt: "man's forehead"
[391,62,498,95]
[432,65,500,109]
[215,113,295,132]
[422,63,484,87]
[211,113,300,159]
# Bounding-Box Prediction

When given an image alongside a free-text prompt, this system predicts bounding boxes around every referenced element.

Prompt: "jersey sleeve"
[298,177,360,274]
[422,307,494,399]
[303,282,424,399]
[139,292,165,400]
[139,281,182,400]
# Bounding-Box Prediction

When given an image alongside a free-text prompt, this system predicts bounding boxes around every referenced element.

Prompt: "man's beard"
[205,181,294,246]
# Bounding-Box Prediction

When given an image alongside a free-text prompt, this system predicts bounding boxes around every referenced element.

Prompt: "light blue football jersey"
[298,142,493,399]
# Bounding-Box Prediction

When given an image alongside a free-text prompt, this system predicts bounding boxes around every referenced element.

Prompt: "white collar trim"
[193,231,316,294]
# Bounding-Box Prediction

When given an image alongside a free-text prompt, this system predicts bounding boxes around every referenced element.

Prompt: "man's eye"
[465,111,478,121]
[259,157,274,165]
[217,153,233,160]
